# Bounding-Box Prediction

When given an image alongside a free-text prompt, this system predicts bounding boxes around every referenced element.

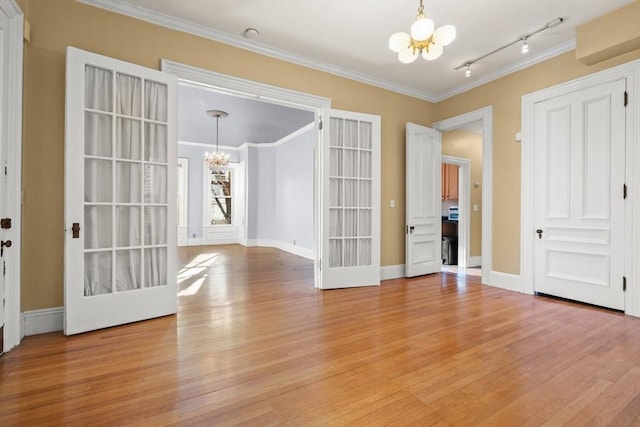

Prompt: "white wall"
[275,128,314,249]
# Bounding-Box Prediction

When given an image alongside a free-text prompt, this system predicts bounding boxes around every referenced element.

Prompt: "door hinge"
[624,184,627,199]
[624,91,628,107]
[623,276,627,291]
[318,259,321,270]
[319,119,323,130]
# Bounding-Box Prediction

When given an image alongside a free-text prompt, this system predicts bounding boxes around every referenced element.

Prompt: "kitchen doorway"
[434,107,492,285]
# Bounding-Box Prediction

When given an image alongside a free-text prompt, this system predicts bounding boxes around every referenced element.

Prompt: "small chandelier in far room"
[205,109,230,169]
[389,0,456,63]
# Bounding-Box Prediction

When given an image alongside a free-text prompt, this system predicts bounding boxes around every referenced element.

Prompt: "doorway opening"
[440,156,477,276]
[434,107,492,285]
[161,60,331,289]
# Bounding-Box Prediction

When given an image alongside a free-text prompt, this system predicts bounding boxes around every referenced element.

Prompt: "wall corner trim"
[22,307,64,336]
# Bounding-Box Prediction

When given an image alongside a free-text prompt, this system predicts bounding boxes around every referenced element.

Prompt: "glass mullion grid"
[143,118,167,126]
[140,78,147,289]
[340,122,346,267]
[357,121,361,266]
[109,68,117,294]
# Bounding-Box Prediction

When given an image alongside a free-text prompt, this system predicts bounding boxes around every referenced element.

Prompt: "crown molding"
[0,0,24,17]
[179,140,239,151]
[79,0,578,105]
[433,40,576,102]
[178,122,312,151]
[78,0,435,102]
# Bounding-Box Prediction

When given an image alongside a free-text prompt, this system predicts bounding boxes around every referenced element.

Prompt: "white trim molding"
[487,272,522,293]
[381,264,405,281]
[433,106,493,288]
[80,0,575,103]
[22,307,64,336]
[468,256,482,268]
[180,122,315,151]
[245,239,314,260]
[162,60,331,111]
[521,59,639,317]
[433,40,576,101]
[1,0,24,352]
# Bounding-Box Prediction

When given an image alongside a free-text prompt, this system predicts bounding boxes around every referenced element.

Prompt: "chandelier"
[205,110,230,169]
[389,0,456,63]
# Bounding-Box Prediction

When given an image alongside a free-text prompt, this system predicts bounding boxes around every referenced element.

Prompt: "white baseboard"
[467,256,482,268]
[178,237,238,247]
[487,271,522,293]
[246,239,314,259]
[22,307,64,336]
[381,264,405,280]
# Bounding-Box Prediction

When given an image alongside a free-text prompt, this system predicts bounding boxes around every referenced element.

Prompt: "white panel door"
[405,123,441,277]
[533,79,626,309]
[320,109,380,289]
[64,47,178,335]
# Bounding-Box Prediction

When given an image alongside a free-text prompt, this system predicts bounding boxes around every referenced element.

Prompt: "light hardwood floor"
[2,245,640,426]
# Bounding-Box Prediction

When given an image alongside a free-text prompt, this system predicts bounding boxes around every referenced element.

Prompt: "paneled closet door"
[320,109,380,289]
[64,47,177,335]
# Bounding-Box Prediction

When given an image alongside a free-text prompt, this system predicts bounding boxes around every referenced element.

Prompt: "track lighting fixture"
[455,17,564,77]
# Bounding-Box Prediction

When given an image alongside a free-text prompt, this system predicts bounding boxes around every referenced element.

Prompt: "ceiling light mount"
[455,17,564,77]
[243,27,259,39]
[389,0,456,63]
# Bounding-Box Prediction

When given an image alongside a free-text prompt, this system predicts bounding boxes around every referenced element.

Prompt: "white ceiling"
[83,0,632,101]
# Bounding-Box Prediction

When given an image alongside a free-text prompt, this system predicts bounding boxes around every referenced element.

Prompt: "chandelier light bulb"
[422,43,443,60]
[398,47,419,64]
[433,25,456,47]
[521,40,529,54]
[389,32,411,53]
[410,16,434,41]
[465,65,471,78]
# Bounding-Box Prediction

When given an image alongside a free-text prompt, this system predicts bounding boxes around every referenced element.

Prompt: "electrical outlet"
[473,204,479,212]
[390,200,395,208]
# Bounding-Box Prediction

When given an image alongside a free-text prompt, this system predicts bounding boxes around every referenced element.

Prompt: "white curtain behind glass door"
[83,66,168,295]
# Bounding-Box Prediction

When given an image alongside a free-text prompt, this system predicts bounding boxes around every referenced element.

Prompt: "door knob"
[72,222,80,239]
[536,229,543,239]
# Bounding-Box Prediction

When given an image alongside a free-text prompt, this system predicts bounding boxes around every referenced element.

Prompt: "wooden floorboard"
[2,245,639,426]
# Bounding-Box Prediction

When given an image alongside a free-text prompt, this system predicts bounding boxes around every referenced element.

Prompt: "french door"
[64,47,178,335]
[405,123,441,277]
[533,78,626,309]
[319,109,380,289]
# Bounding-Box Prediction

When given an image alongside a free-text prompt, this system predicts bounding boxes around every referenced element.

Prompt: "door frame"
[441,155,470,269]
[433,106,492,286]
[1,0,23,352]
[160,60,330,288]
[522,59,639,316]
